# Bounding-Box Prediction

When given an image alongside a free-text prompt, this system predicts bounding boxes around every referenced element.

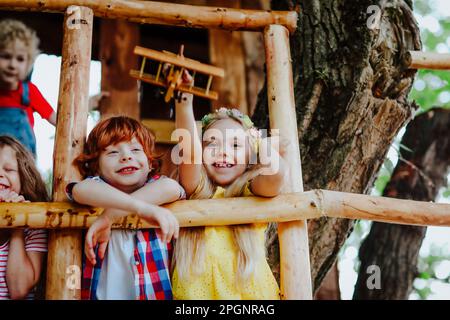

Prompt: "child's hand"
[0,190,26,203]
[88,91,110,111]
[85,214,112,265]
[180,69,194,86]
[138,204,179,243]
[258,136,288,176]
[162,61,194,103]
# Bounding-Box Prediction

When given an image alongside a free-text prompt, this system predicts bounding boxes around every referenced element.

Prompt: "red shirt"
[0,82,54,128]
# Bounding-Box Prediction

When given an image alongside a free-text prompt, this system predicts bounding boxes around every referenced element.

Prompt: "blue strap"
[21,81,30,107]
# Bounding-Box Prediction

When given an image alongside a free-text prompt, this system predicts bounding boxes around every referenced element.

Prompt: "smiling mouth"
[116,166,139,174]
[0,183,10,190]
[3,71,17,77]
[213,162,235,169]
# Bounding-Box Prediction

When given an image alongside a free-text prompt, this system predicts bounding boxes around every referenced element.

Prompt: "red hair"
[74,116,158,177]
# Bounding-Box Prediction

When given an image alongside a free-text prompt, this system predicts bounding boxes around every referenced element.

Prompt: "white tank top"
[96,230,137,300]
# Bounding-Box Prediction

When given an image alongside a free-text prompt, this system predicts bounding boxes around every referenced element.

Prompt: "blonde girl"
[172,76,286,299]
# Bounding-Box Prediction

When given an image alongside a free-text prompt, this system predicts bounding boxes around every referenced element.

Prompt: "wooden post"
[406,51,450,70]
[46,6,93,300]
[264,25,313,300]
[99,19,140,119]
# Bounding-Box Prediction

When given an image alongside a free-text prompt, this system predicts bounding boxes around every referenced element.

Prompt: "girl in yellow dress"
[172,72,286,299]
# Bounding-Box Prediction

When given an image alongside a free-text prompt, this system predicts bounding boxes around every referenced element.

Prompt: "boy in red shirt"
[0,19,56,157]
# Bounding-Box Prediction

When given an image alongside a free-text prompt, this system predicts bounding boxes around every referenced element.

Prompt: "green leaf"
[419,272,431,280]
[443,189,450,198]
[416,287,432,300]
[374,174,391,195]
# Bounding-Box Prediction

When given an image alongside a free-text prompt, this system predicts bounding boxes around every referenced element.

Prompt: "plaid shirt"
[81,229,173,300]
[67,175,180,300]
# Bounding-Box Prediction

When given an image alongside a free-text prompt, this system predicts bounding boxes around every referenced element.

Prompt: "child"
[172,76,286,299]
[0,19,57,156]
[0,136,48,299]
[0,19,108,157]
[67,116,183,300]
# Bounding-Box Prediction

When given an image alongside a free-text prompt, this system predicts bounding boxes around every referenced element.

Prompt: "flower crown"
[201,107,262,151]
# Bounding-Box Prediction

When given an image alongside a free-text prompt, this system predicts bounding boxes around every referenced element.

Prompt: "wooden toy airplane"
[130,45,225,103]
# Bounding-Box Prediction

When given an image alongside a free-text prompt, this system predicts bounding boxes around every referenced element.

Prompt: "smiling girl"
[172,72,287,299]
[0,136,48,299]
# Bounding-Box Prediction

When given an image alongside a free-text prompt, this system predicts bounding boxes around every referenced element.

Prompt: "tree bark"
[353,108,450,300]
[254,0,421,292]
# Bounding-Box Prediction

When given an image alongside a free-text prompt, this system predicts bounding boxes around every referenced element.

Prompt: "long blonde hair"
[0,19,41,76]
[173,108,267,286]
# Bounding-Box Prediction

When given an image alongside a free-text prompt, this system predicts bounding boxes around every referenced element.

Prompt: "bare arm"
[175,92,203,197]
[47,111,57,127]
[250,137,287,197]
[72,178,152,214]
[99,177,184,221]
[82,177,184,263]
[6,230,45,300]
[88,91,110,111]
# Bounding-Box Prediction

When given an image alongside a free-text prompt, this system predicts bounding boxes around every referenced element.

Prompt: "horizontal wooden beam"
[406,51,450,70]
[0,0,298,33]
[1,190,449,229]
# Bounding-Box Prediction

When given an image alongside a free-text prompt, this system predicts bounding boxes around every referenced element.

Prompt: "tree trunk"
[353,108,450,300]
[254,0,421,292]
[314,263,341,300]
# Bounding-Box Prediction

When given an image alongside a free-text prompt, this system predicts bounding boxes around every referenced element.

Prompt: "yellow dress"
[172,185,280,300]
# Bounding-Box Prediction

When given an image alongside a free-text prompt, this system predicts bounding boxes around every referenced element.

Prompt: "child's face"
[203,118,250,186]
[0,145,21,194]
[0,40,29,90]
[98,137,151,193]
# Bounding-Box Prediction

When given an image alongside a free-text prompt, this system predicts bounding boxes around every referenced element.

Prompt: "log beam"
[0,0,298,33]
[406,51,450,70]
[46,6,93,300]
[1,190,450,229]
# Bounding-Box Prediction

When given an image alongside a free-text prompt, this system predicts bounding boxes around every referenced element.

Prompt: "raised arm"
[250,137,287,197]
[175,89,203,197]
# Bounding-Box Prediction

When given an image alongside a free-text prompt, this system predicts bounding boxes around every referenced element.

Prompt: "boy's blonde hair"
[173,109,267,287]
[0,19,41,76]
